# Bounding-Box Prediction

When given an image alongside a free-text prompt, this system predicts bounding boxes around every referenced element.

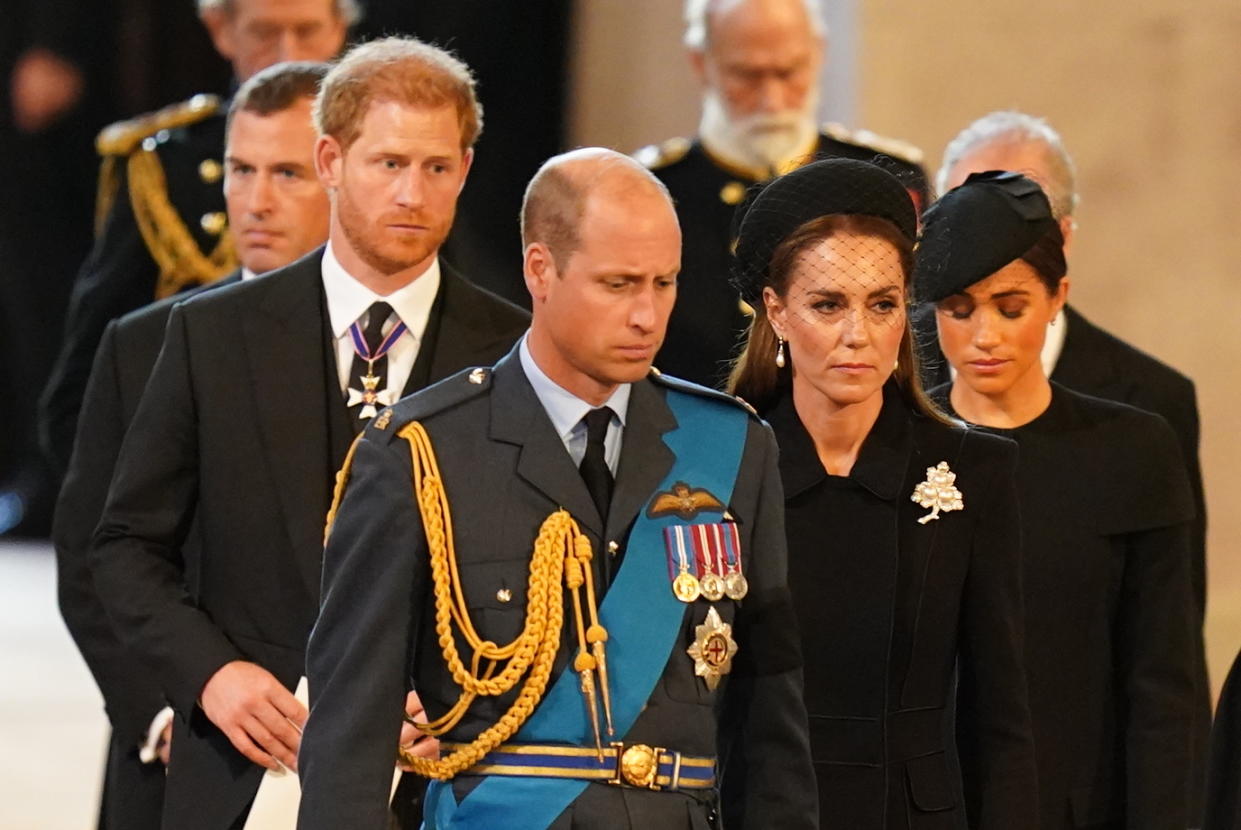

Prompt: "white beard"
[698,88,820,173]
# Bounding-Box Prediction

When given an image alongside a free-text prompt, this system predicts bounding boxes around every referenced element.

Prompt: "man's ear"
[523,242,557,303]
[688,48,709,89]
[315,135,343,189]
[457,147,475,194]
[1059,215,1076,258]
[200,7,237,62]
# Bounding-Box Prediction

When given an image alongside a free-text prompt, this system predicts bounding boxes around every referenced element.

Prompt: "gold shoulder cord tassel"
[324,425,613,780]
[127,150,237,298]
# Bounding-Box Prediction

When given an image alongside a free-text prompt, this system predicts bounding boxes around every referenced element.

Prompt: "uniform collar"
[518,334,631,442]
[768,381,913,501]
[320,240,441,340]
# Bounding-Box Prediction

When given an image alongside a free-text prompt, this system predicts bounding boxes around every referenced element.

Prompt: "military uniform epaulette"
[647,366,759,419]
[366,366,494,440]
[822,121,924,166]
[96,94,222,157]
[92,93,237,299]
[634,136,692,171]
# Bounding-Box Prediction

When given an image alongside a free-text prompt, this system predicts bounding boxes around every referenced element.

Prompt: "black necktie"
[347,301,395,428]
[579,407,614,524]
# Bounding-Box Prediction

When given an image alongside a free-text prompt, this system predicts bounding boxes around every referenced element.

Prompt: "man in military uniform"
[90,38,528,829]
[54,61,333,830]
[925,109,1211,826]
[39,0,352,474]
[297,148,817,829]
[636,0,927,388]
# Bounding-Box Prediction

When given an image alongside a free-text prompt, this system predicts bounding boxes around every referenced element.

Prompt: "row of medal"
[663,522,748,603]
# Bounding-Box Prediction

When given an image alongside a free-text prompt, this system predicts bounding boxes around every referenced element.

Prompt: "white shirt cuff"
[137,706,174,764]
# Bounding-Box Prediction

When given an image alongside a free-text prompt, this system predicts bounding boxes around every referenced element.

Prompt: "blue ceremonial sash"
[424,388,748,830]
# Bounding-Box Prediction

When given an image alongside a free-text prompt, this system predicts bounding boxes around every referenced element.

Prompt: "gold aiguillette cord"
[564,536,613,759]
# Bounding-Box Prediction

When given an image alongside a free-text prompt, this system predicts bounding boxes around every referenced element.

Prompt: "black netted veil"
[729,157,917,306]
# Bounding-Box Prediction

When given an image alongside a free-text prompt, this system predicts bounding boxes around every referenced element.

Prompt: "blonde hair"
[314,37,482,153]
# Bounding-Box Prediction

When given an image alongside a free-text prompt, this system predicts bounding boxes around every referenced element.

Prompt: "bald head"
[522,147,675,270]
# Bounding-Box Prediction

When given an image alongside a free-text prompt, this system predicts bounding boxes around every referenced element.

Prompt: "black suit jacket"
[54,274,238,830]
[1206,647,1241,829]
[90,248,529,829]
[297,349,818,829]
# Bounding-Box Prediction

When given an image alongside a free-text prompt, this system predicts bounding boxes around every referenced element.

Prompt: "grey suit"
[298,348,818,829]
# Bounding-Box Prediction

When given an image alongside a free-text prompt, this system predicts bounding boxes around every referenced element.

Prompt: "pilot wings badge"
[647,481,725,520]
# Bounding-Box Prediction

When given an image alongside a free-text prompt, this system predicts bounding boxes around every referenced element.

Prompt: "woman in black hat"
[727,158,1038,829]
[916,171,1198,830]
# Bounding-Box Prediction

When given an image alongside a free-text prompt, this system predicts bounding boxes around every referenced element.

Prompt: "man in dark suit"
[91,39,529,830]
[39,0,352,477]
[297,147,817,829]
[55,61,333,830]
[635,0,927,389]
[924,109,1211,826]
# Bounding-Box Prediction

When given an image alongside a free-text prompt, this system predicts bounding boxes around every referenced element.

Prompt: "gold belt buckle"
[610,742,665,790]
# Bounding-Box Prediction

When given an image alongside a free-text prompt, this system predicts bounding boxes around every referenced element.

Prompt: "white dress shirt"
[320,241,441,397]
[519,334,630,474]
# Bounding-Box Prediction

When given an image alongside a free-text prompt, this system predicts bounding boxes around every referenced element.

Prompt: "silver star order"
[347,386,399,420]
[910,461,964,524]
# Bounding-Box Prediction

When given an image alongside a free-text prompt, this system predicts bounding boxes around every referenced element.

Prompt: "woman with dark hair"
[727,158,1038,829]
[917,171,1198,830]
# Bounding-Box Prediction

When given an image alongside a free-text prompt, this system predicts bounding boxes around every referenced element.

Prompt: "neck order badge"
[426,389,749,829]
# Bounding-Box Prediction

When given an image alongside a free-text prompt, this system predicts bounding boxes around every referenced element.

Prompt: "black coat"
[90,248,529,829]
[766,384,1037,829]
[938,383,1198,829]
[642,131,927,389]
[917,303,1211,820]
[54,274,238,830]
[1206,647,1241,829]
[297,349,818,829]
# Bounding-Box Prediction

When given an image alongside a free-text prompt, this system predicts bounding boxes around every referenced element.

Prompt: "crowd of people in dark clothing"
[5,1,1241,829]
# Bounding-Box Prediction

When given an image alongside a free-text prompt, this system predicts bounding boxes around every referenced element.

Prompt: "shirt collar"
[320,240,441,339]
[1041,308,1067,376]
[519,334,631,440]
[240,267,260,282]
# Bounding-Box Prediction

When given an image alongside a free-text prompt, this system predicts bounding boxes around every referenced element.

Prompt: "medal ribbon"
[722,521,742,575]
[348,316,408,365]
[434,389,749,830]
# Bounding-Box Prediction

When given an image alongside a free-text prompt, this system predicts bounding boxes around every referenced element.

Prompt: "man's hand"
[200,661,307,772]
[10,48,84,132]
[397,690,439,770]
[157,719,173,766]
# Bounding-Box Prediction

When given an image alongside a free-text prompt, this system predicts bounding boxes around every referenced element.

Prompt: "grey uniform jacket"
[297,347,818,829]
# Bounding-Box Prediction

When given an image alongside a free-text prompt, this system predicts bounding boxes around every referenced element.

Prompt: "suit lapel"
[415,264,521,390]
[606,378,676,544]
[240,252,331,597]
[489,350,604,537]
[1051,305,1124,398]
